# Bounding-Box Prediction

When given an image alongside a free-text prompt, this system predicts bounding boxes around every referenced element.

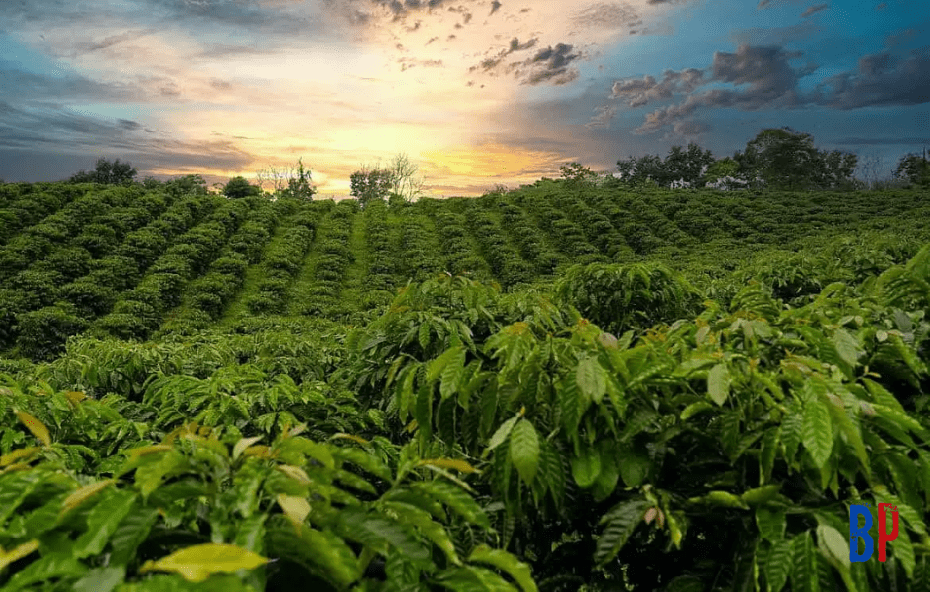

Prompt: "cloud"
[601,40,930,135]
[814,47,930,109]
[672,119,711,137]
[585,104,617,128]
[571,2,642,30]
[522,43,583,85]
[610,68,704,106]
[398,57,445,71]
[800,3,829,17]
[604,44,814,133]
[468,37,538,73]
[0,61,150,103]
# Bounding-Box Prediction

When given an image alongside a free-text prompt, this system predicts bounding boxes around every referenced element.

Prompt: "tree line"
[46,128,930,199]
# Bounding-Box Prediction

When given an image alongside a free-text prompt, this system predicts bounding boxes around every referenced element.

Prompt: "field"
[1,180,930,591]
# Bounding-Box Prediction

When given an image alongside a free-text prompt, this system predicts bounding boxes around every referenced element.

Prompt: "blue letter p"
[850,504,873,563]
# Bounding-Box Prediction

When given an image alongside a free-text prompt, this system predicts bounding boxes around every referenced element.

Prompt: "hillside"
[1,182,930,591]
[1,181,928,360]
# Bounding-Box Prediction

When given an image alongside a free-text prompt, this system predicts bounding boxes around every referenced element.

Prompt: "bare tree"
[255,158,317,199]
[387,153,425,202]
[856,152,884,190]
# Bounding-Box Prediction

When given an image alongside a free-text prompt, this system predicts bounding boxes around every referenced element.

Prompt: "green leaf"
[468,544,538,592]
[816,524,850,568]
[595,500,649,567]
[509,419,540,486]
[72,489,137,558]
[690,490,749,510]
[790,532,820,592]
[385,501,461,566]
[802,393,833,469]
[741,485,781,506]
[108,507,159,567]
[618,448,650,488]
[681,401,714,420]
[893,527,916,578]
[486,415,519,456]
[139,543,269,583]
[339,509,429,564]
[571,446,602,488]
[72,567,125,592]
[411,481,491,529]
[764,538,794,592]
[1,553,87,590]
[832,328,863,368]
[0,471,43,525]
[707,363,730,406]
[756,508,786,542]
[577,356,606,404]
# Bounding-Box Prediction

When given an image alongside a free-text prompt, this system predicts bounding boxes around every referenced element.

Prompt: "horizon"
[2,0,928,197]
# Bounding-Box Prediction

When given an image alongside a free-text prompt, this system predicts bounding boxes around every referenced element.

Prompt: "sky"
[1,0,928,197]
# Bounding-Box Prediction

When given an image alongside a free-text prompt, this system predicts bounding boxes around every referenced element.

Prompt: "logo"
[849,503,899,563]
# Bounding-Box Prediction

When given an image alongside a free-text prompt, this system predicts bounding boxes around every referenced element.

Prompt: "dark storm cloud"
[603,44,814,132]
[0,101,255,181]
[0,62,150,103]
[800,4,828,17]
[599,40,930,134]
[814,47,930,109]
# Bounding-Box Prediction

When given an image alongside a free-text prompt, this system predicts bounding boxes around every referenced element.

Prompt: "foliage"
[255,159,317,200]
[350,165,393,208]
[2,179,930,591]
[68,158,138,185]
[894,152,930,187]
[734,128,858,190]
[224,177,262,200]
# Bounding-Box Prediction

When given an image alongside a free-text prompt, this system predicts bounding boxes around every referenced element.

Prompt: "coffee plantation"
[1,178,929,591]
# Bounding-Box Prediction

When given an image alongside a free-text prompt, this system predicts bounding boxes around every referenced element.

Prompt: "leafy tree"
[350,164,393,208]
[734,127,858,190]
[559,162,599,188]
[703,157,743,188]
[894,151,930,187]
[280,158,316,199]
[223,176,261,199]
[68,158,137,185]
[663,143,715,187]
[615,143,713,188]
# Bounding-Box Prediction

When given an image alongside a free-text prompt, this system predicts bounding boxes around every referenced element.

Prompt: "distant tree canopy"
[254,158,317,200]
[350,165,393,208]
[894,151,930,187]
[734,128,857,190]
[616,142,714,188]
[351,153,424,205]
[613,129,859,191]
[223,176,261,199]
[68,158,137,185]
